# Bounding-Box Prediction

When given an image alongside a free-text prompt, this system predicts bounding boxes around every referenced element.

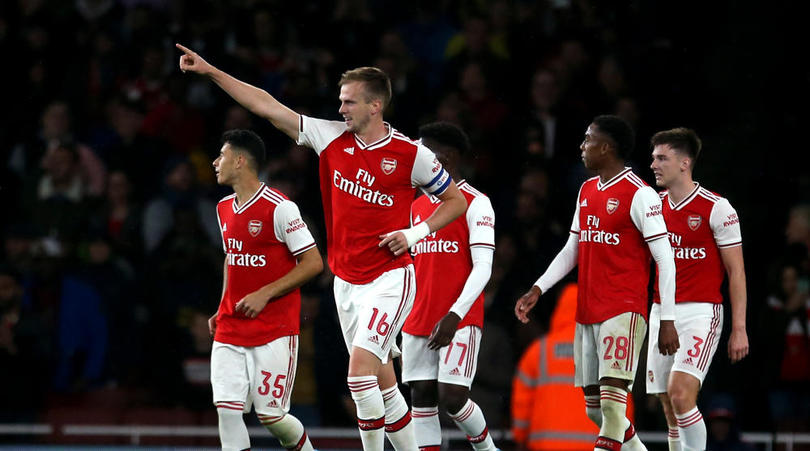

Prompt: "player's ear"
[370,97,383,115]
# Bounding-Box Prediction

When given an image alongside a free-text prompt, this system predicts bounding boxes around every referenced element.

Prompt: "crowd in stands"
[0,0,807,437]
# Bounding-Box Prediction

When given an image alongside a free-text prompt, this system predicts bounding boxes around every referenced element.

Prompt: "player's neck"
[598,161,627,184]
[356,120,387,145]
[232,176,262,207]
[666,178,697,205]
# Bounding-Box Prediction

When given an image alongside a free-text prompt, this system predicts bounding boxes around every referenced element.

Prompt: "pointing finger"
[175,43,194,55]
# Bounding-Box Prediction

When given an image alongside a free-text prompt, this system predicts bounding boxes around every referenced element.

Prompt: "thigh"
[671,303,723,386]
[401,332,438,383]
[334,276,359,356]
[211,341,250,411]
[250,335,299,416]
[437,326,481,388]
[646,304,673,394]
[574,322,599,388]
[597,312,647,387]
[350,265,415,364]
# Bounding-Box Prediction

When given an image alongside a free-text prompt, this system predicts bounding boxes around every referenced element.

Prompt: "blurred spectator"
[142,156,220,254]
[785,203,810,270]
[0,265,51,420]
[77,230,139,386]
[88,95,166,200]
[761,262,810,431]
[705,394,756,451]
[28,141,95,247]
[91,170,143,262]
[10,101,107,196]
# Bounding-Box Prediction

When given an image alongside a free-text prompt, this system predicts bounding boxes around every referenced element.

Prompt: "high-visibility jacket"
[511,283,634,451]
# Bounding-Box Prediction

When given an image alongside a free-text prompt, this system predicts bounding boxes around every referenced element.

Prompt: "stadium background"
[0,0,807,449]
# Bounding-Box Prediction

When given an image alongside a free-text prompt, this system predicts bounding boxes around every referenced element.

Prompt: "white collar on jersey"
[232,183,266,214]
[668,182,701,211]
[353,122,393,150]
[596,167,632,191]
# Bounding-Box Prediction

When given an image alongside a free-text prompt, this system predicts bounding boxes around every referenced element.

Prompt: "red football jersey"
[653,183,742,304]
[215,184,316,346]
[404,181,495,336]
[296,116,451,284]
[573,168,668,324]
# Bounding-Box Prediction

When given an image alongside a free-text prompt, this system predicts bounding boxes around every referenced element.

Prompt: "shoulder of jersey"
[696,186,723,204]
[260,186,289,205]
[458,181,488,200]
[218,193,237,206]
[391,130,420,149]
[623,171,650,190]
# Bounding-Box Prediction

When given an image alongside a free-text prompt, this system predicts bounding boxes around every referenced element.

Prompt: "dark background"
[1,0,807,445]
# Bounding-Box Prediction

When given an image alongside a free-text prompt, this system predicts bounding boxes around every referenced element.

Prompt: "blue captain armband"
[424,169,451,196]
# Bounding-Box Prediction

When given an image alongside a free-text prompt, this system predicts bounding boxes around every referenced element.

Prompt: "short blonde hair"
[339,67,392,109]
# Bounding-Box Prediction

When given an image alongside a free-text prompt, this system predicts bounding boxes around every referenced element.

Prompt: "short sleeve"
[216,204,226,252]
[570,185,583,235]
[710,198,742,248]
[467,196,495,251]
[630,186,668,242]
[412,144,451,196]
[296,115,347,155]
[273,200,317,256]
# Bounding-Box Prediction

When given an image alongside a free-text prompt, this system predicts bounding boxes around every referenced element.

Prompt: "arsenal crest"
[248,219,263,237]
[648,370,654,383]
[381,157,397,175]
[687,215,702,231]
[606,198,620,215]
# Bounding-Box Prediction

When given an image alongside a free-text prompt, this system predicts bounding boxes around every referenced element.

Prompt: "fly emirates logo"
[226,238,267,267]
[580,215,621,245]
[668,233,707,260]
[333,168,394,207]
[412,230,460,255]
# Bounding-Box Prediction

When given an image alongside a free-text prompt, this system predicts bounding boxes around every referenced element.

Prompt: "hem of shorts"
[334,260,412,285]
[214,332,298,348]
[352,342,388,364]
[670,367,705,387]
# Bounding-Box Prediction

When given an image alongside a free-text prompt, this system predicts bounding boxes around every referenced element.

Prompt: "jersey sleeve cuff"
[717,241,742,249]
[644,232,667,242]
[291,242,316,256]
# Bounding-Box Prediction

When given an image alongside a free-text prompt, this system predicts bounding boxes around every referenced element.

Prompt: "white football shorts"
[401,325,482,388]
[333,264,415,364]
[211,336,298,417]
[646,302,723,393]
[574,311,647,389]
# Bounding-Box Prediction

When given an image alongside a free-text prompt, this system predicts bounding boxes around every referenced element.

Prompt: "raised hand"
[176,43,213,75]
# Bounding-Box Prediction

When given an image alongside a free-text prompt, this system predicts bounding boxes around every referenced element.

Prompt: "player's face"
[338,82,374,133]
[213,143,236,185]
[650,144,686,187]
[580,124,607,170]
[421,137,456,170]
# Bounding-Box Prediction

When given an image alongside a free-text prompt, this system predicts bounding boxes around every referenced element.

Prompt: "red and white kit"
[402,181,495,387]
[647,183,742,392]
[562,169,668,386]
[212,184,316,415]
[297,116,451,361]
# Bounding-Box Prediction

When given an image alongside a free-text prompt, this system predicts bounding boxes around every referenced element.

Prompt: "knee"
[258,412,285,434]
[410,382,438,407]
[667,385,694,413]
[439,386,469,416]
